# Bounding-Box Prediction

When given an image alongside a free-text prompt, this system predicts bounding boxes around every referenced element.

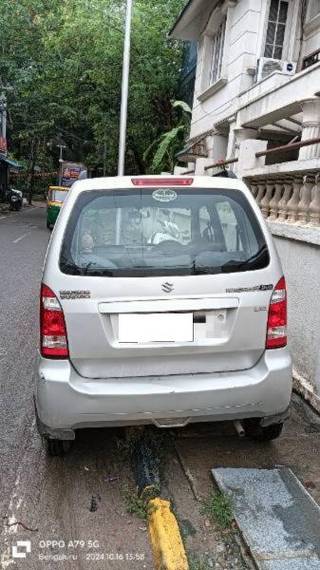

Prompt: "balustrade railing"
[246,173,320,227]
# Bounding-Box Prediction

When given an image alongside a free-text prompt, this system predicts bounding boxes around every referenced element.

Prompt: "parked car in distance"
[46,185,69,229]
[35,175,292,455]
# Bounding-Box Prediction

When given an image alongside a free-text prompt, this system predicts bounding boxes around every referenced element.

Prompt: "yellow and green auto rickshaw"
[46,186,69,229]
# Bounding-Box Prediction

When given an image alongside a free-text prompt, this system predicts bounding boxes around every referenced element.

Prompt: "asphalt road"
[0,207,153,569]
[0,207,49,517]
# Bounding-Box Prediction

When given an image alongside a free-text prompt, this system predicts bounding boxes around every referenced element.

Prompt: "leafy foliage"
[173,100,192,114]
[0,0,185,184]
[150,125,184,172]
[145,99,191,173]
[200,492,234,529]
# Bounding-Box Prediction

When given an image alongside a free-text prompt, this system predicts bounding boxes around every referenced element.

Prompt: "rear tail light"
[40,284,69,358]
[131,177,193,186]
[266,276,287,349]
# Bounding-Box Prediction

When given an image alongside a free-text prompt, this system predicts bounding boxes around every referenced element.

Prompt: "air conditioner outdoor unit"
[256,57,296,82]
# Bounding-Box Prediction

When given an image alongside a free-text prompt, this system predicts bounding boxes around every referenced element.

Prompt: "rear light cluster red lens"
[131,177,193,187]
[266,276,287,349]
[40,284,69,358]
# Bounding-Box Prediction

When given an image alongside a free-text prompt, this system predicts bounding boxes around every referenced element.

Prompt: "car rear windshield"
[60,187,269,277]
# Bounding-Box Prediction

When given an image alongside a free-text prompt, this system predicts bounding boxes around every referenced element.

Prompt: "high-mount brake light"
[131,177,193,187]
[40,284,69,358]
[266,276,287,349]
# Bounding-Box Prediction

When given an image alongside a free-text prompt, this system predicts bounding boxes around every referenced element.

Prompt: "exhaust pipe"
[234,420,245,438]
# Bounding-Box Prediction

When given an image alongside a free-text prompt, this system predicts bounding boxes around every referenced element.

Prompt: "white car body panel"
[35,176,292,435]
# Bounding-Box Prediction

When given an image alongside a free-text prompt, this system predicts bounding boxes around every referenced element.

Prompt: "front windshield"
[60,188,269,277]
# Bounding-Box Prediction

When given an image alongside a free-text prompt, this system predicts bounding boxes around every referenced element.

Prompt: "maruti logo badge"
[162,282,174,293]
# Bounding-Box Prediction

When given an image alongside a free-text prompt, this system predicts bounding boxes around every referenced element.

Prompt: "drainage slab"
[212,467,320,570]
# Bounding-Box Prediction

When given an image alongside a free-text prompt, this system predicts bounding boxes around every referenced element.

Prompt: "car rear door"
[50,179,280,379]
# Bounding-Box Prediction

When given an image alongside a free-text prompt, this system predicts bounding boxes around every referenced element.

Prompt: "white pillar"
[173,165,193,175]
[278,179,293,222]
[195,157,215,176]
[269,181,284,221]
[308,175,320,227]
[233,127,260,176]
[234,127,258,149]
[237,139,268,176]
[261,182,274,219]
[297,175,313,224]
[207,133,228,162]
[256,181,266,211]
[287,178,302,223]
[249,183,258,198]
[299,98,320,160]
[226,117,237,159]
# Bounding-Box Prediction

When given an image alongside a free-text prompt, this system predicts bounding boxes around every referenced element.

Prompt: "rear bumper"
[35,348,292,437]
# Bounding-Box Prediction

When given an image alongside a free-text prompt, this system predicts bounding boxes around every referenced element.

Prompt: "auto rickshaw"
[46,186,69,229]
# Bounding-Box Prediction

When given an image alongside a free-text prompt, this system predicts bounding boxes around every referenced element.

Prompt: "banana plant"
[144,100,192,173]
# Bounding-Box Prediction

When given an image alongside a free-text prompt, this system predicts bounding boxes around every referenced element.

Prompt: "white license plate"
[118,313,194,343]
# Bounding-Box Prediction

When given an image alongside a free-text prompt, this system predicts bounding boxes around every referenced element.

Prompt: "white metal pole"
[0,94,7,144]
[118,0,133,177]
[116,0,133,244]
[57,144,66,186]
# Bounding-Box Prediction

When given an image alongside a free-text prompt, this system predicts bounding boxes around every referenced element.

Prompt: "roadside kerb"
[131,433,189,570]
[148,497,189,570]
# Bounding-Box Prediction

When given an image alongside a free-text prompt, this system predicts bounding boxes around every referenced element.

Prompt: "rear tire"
[244,419,284,442]
[45,438,72,457]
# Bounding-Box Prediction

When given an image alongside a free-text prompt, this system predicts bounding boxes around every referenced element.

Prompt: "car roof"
[69,175,248,194]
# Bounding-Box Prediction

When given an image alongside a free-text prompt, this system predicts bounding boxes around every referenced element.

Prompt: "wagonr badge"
[161,282,174,293]
[60,290,91,300]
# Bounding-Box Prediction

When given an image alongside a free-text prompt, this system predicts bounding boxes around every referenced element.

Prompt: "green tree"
[0,0,185,191]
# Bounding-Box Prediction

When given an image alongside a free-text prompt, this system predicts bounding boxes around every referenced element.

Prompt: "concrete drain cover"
[212,468,320,570]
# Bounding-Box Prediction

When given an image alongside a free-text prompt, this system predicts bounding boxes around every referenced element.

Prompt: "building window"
[264,0,289,59]
[210,19,226,85]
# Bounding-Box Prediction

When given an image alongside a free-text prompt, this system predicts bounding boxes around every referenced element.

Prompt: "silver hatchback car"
[35,175,292,455]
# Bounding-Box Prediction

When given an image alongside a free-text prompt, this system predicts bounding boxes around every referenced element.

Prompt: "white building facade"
[171,0,320,412]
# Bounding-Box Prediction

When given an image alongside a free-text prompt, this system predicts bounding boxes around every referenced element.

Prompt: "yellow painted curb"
[148,497,189,570]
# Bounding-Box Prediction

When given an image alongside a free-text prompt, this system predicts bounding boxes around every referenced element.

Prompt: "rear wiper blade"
[221,246,268,272]
[193,265,221,275]
[82,262,114,276]
[60,259,82,275]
